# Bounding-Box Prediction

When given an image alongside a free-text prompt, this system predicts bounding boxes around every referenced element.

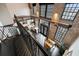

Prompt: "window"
[40,3,54,37]
[40,3,54,18]
[39,19,50,37]
[62,3,79,21]
[46,4,54,18]
[39,24,49,37]
[40,5,46,17]
[55,26,68,44]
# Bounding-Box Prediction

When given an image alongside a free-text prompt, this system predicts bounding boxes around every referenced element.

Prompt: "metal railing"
[0,25,19,41]
[14,15,50,56]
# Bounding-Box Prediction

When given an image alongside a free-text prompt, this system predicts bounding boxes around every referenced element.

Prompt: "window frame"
[40,4,46,17]
[40,3,54,19]
[46,4,54,18]
[39,23,49,37]
[61,3,79,21]
[55,25,69,44]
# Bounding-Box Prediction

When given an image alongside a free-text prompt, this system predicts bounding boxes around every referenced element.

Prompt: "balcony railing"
[14,15,50,56]
[14,15,72,56]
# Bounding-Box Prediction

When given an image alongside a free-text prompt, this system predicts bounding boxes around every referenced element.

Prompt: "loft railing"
[14,15,72,55]
[15,15,72,27]
[14,15,50,56]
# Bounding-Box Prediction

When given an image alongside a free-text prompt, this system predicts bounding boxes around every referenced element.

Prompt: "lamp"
[52,13,59,25]
[36,11,39,17]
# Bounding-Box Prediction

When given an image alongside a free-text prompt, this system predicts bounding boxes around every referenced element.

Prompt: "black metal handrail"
[14,15,50,56]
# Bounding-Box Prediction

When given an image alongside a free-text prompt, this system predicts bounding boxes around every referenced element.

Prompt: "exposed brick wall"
[48,3,65,40]
[64,12,79,48]
[33,3,79,49]
[48,23,57,40]
[48,3,79,49]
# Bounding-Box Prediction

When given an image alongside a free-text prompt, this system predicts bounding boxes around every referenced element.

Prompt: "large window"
[46,4,54,18]
[40,3,54,18]
[62,3,79,21]
[40,3,54,37]
[55,26,68,44]
[39,24,49,37]
[39,19,50,37]
[40,5,46,17]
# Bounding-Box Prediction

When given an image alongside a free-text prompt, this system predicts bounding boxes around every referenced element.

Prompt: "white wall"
[64,37,79,56]
[6,3,30,18]
[68,37,79,56]
[0,3,30,26]
[0,4,13,26]
[0,3,30,40]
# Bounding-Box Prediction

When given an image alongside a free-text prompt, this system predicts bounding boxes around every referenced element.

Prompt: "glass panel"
[44,27,47,36]
[75,8,79,12]
[40,25,43,33]
[72,13,76,17]
[62,16,65,19]
[46,4,53,18]
[55,26,68,43]
[77,4,79,8]
[41,5,46,17]
[62,3,79,21]
[66,4,70,7]
[70,17,74,20]
[69,13,72,16]
[65,8,68,11]
[63,12,66,15]
[65,16,68,19]
[67,7,71,12]
[71,8,75,12]
[64,16,66,19]
[48,4,53,8]
[69,4,73,7]
[67,16,71,20]
[73,4,77,7]
[66,12,69,16]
